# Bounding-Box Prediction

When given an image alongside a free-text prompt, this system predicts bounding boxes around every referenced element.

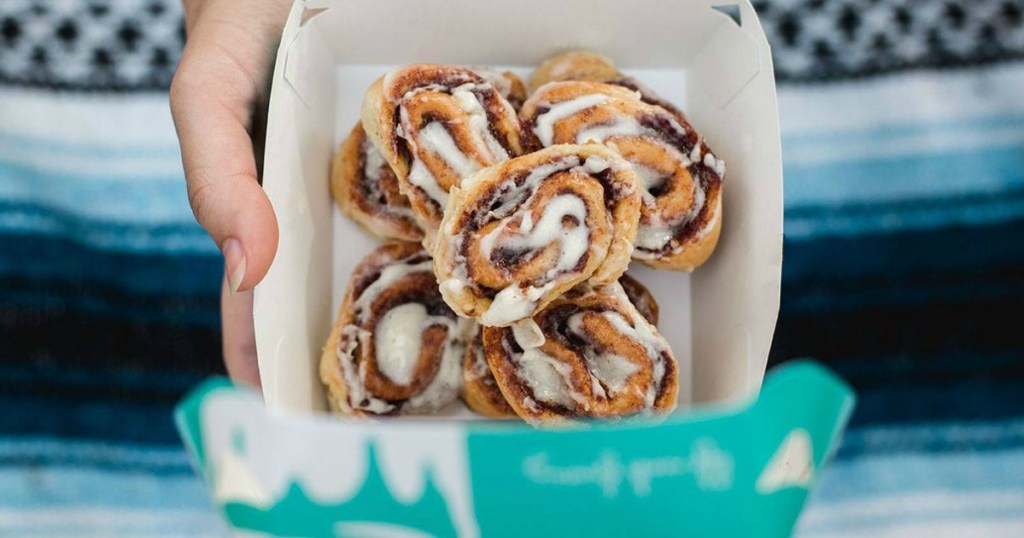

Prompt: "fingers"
[221,278,261,388]
[170,0,290,292]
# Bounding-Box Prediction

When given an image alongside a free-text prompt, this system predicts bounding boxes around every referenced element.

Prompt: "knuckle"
[186,172,216,222]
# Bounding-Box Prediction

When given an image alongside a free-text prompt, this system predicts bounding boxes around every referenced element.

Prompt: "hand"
[170,0,292,387]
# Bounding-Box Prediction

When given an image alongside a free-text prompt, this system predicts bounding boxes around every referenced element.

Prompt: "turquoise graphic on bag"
[175,361,854,537]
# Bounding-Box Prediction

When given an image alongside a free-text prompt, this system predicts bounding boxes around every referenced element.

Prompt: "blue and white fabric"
[0,0,1022,536]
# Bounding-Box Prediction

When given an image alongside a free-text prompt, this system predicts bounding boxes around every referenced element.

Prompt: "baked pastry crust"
[320,242,471,416]
[331,123,425,242]
[521,80,724,271]
[482,281,679,424]
[433,143,642,327]
[529,50,689,123]
[361,64,523,248]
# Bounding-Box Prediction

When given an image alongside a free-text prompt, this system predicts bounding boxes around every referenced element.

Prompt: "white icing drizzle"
[529,88,725,257]
[374,303,428,385]
[516,347,585,408]
[633,173,707,254]
[443,155,609,327]
[634,224,676,252]
[336,257,470,413]
[481,283,554,327]
[574,115,643,145]
[338,325,394,414]
[583,155,611,174]
[503,282,671,414]
[398,82,510,207]
[689,142,702,164]
[481,194,589,272]
[360,138,416,219]
[352,260,434,319]
[511,319,546,349]
[533,93,609,146]
[453,83,512,163]
[631,164,668,204]
[402,319,468,411]
[567,312,641,397]
[597,296,669,409]
[418,122,482,180]
[472,68,513,100]
[362,137,387,179]
[704,151,727,177]
[477,193,589,327]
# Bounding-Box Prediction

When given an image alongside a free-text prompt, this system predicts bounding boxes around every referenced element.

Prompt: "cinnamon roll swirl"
[361,64,523,245]
[472,68,527,111]
[617,274,659,326]
[434,144,642,327]
[331,123,424,242]
[482,281,678,424]
[520,81,724,271]
[461,273,659,419]
[320,242,472,416]
[528,50,688,123]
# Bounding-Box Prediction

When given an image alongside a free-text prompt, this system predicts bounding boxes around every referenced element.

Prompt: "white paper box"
[255,0,783,415]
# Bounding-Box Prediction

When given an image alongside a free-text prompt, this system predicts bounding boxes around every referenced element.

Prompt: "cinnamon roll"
[482,281,679,424]
[617,274,659,326]
[520,80,724,271]
[461,273,659,419]
[331,123,424,242]
[461,325,518,418]
[361,64,523,246]
[433,144,642,327]
[473,68,527,111]
[528,50,688,123]
[320,242,472,416]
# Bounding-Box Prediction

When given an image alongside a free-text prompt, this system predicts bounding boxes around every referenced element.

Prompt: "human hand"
[170,0,292,387]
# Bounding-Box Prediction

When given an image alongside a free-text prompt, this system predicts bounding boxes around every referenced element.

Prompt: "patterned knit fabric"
[1,0,1022,536]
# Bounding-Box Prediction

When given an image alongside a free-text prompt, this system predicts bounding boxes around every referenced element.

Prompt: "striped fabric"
[1,0,1022,536]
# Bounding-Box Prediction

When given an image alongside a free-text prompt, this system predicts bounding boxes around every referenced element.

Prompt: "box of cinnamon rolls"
[175,0,856,536]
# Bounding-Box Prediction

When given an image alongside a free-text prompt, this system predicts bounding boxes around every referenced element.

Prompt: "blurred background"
[0,0,1022,536]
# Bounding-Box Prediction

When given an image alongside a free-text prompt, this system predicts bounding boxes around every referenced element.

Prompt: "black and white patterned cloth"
[0,0,183,91]
[1,0,1023,90]
[755,0,1024,81]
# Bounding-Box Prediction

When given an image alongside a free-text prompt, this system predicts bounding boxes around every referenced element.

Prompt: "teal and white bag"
[176,361,853,537]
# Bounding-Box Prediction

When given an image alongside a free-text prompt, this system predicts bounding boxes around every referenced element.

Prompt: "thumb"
[170,17,281,292]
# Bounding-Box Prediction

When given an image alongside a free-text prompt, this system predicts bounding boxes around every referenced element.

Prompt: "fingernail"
[222,238,246,294]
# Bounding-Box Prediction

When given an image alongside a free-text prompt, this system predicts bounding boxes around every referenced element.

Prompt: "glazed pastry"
[361,64,523,246]
[433,143,642,327]
[462,273,659,419]
[320,242,472,416]
[482,281,679,424]
[520,81,724,271]
[331,123,424,242]
[617,273,659,326]
[461,325,518,418]
[528,50,688,123]
[473,67,528,111]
